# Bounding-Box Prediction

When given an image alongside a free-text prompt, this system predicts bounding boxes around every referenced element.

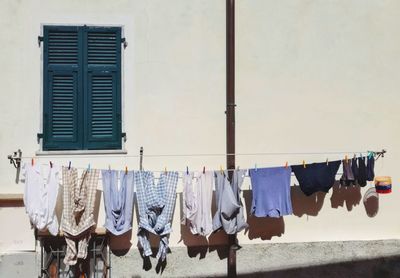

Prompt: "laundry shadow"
[330,182,362,211]
[291,185,326,217]
[242,189,285,240]
[363,187,379,217]
[93,189,102,225]
[137,247,167,274]
[179,189,229,260]
[109,230,132,256]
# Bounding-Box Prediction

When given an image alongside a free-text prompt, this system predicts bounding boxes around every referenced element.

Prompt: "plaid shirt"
[61,167,99,265]
[135,171,178,261]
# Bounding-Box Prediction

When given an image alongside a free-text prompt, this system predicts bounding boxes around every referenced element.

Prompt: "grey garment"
[181,172,198,234]
[340,160,355,186]
[102,170,135,236]
[212,170,248,234]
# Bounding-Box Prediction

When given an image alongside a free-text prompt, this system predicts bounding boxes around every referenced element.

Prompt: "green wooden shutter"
[84,27,122,150]
[43,26,83,150]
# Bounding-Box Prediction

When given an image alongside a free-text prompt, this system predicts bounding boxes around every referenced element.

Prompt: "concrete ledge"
[0,194,23,207]
[1,240,400,277]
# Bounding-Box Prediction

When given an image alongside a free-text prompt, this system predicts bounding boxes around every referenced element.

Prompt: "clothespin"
[302,160,306,168]
[368,151,374,159]
[87,164,91,171]
[125,166,128,175]
[108,165,111,171]
[353,153,357,159]
[68,161,71,170]
[255,163,257,171]
[31,158,34,166]
[203,166,205,174]
[164,166,167,174]
[49,161,53,168]
[220,165,224,174]
[285,161,288,168]
[186,166,189,175]
[326,158,329,165]
[345,155,348,163]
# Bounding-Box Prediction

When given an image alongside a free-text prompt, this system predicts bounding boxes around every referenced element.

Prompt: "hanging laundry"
[102,170,135,236]
[61,167,99,266]
[212,169,248,234]
[357,157,368,187]
[181,171,214,237]
[367,155,375,181]
[291,161,341,196]
[23,163,60,235]
[351,156,359,186]
[181,171,198,234]
[135,171,178,262]
[339,159,355,186]
[249,167,293,217]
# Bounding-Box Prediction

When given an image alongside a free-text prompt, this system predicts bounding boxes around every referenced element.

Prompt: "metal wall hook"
[7,149,22,184]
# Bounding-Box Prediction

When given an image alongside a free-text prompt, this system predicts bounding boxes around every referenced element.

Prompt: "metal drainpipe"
[226,0,237,276]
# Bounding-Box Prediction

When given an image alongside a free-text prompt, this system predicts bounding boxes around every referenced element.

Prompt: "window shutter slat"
[43,27,82,150]
[84,27,121,150]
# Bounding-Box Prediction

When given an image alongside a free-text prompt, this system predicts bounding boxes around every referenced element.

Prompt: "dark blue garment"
[249,166,293,218]
[291,160,341,196]
[357,157,367,187]
[351,157,359,186]
[367,156,375,181]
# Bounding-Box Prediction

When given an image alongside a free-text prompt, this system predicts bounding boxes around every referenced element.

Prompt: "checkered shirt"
[135,171,178,261]
[61,167,99,265]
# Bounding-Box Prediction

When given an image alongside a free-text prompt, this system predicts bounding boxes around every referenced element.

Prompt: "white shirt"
[23,163,60,235]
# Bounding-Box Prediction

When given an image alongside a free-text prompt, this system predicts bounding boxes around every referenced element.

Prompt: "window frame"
[39,24,126,153]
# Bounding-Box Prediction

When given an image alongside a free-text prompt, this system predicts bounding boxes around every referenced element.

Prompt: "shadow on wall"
[233,255,400,278]
[242,189,285,240]
[330,182,362,211]
[290,185,326,217]
[178,192,229,260]
[363,187,379,217]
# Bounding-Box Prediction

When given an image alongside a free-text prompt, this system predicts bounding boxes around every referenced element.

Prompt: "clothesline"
[20,150,372,159]
[23,163,348,181]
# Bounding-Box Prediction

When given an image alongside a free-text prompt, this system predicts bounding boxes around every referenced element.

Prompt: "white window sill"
[36,149,128,156]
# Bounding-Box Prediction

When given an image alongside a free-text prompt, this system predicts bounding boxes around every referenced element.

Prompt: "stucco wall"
[0,0,399,255]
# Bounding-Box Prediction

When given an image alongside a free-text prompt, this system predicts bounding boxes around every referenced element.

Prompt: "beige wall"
[0,0,399,253]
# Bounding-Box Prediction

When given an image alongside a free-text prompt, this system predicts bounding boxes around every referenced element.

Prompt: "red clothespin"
[31,158,34,166]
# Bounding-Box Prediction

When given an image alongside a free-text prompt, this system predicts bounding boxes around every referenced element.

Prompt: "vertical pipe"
[226,0,236,277]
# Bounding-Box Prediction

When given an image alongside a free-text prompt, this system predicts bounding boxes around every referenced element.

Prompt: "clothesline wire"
[20,150,371,159]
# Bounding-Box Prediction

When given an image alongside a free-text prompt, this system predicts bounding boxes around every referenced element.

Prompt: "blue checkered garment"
[135,171,179,261]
